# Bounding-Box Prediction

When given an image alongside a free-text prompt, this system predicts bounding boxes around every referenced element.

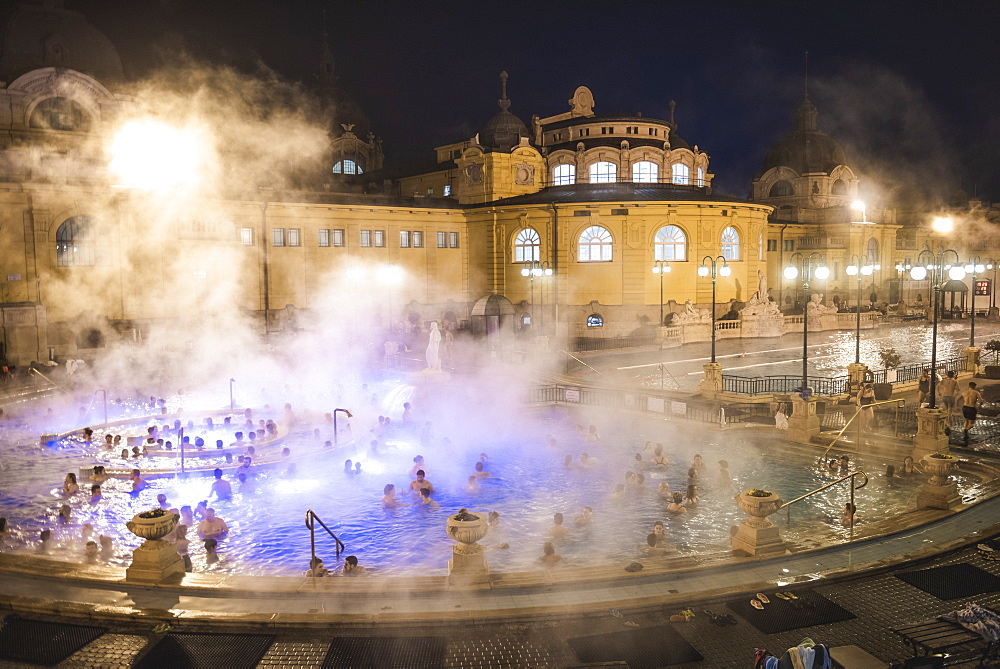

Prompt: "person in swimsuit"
[856,382,876,431]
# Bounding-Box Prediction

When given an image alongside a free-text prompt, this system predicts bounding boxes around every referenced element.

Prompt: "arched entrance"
[470,294,516,352]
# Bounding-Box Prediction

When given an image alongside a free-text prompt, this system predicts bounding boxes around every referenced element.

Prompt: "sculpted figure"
[425,321,442,371]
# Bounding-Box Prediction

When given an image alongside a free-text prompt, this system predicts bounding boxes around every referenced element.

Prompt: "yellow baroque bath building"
[0,0,991,366]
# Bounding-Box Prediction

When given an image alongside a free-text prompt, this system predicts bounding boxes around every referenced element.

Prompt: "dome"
[479,109,529,152]
[759,96,848,176]
[478,71,529,152]
[0,1,123,84]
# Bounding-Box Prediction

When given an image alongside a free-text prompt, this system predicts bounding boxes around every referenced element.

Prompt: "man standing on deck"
[959,381,984,444]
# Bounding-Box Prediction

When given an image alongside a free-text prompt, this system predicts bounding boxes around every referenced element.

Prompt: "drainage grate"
[0,614,106,666]
[322,636,447,668]
[136,632,275,669]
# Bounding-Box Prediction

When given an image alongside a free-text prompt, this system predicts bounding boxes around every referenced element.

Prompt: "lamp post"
[963,257,987,349]
[229,378,236,411]
[845,254,879,364]
[697,256,731,363]
[851,200,867,223]
[521,260,552,332]
[333,408,353,446]
[652,260,671,326]
[783,252,830,393]
[909,245,964,409]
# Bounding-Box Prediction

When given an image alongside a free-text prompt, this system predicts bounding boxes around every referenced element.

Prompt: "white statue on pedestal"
[741,270,782,316]
[672,300,712,324]
[425,321,442,371]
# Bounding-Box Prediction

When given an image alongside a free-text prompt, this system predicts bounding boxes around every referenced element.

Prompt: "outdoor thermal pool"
[0,386,984,577]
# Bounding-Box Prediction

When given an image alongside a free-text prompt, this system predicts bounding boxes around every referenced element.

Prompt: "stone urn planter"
[125,509,184,583]
[922,453,957,485]
[126,509,178,541]
[732,489,786,557]
[445,509,489,584]
[917,453,960,510]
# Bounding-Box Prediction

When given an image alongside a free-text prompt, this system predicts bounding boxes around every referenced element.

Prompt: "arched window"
[589,161,617,184]
[672,163,690,185]
[832,179,847,196]
[332,158,364,174]
[697,167,705,186]
[769,180,793,197]
[56,216,95,266]
[632,161,658,183]
[514,228,540,262]
[759,232,764,261]
[720,226,740,261]
[552,164,575,185]
[578,225,613,262]
[866,237,879,266]
[654,225,686,261]
[29,97,92,132]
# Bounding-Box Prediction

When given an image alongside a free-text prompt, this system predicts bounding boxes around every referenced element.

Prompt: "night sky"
[73,0,1000,204]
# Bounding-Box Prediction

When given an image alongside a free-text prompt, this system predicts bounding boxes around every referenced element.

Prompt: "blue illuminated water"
[0,392,973,576]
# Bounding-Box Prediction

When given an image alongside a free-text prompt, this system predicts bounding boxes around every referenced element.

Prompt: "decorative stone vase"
[125,509,184,583]
[126,510,178,541]
[917,453,960,511]
[732,490,786,557]
[922,453,957,486]
[445,509,489,584]
[735,490,784,528]
[445,509,488,555]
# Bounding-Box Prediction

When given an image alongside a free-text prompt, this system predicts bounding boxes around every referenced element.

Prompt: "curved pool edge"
[3,492,1000,627]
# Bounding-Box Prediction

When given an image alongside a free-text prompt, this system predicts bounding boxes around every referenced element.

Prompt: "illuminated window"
[319,229,330,247]
[553,164,575,185]
[578,225,613,262]
[437,231,447,248]
[55,216,95,266]
[400,231,411,248]
[769,180,793,197]
[721,226,740,260]
[374,230,385,247]
[332,229,344,247]
[632,161,658,183]
[587,313,604,327]
[767,239,777,252]
[288,228,300,247]
[832,179,847,196]
[672,163,690,185]
[514,228,540,262]
[272,228,285,247]
[360,230,371,247]
[654,225,686,261]
[697,167,705,186]
[413,231,423,248]
[332,159,364,174]
[589,161,617,184]
[759,233,764,260]
[239,228,254,246]
[443,185,451,196]
[449,232,459,248]
[867,237,879,266]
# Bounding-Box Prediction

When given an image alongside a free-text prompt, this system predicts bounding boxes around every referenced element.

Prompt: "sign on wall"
[975,279,991,296]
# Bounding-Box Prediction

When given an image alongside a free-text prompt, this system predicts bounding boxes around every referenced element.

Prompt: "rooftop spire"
[498,71,511,111]
[669,99,676,126]
[804,50,810,99]
[318,11,335,90]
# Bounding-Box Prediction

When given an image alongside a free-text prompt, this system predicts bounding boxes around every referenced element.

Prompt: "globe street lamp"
[697,256,731,363]
[521,260,552,332]
[845,254,879,365]
[909,246,964,409]
[784,252,830,393]
[652,260,671,326]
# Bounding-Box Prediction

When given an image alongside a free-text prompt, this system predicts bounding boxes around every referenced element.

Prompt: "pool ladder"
[304,509,345,566]
[780,470,869,541]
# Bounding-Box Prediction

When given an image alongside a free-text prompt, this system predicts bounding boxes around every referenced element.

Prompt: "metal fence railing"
[527,384,779,427]
[868,356,965,385]
[722,375,849,397]
[571,334,658,352]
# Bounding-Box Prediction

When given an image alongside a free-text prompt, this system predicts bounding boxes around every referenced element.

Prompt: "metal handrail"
[305,509,344,568]
[819,398,906,463]
[559,350,604,375]
[782,470,869,541]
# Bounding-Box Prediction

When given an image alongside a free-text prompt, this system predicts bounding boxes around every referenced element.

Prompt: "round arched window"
[769,180,793,197]
[832,179,847,196]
